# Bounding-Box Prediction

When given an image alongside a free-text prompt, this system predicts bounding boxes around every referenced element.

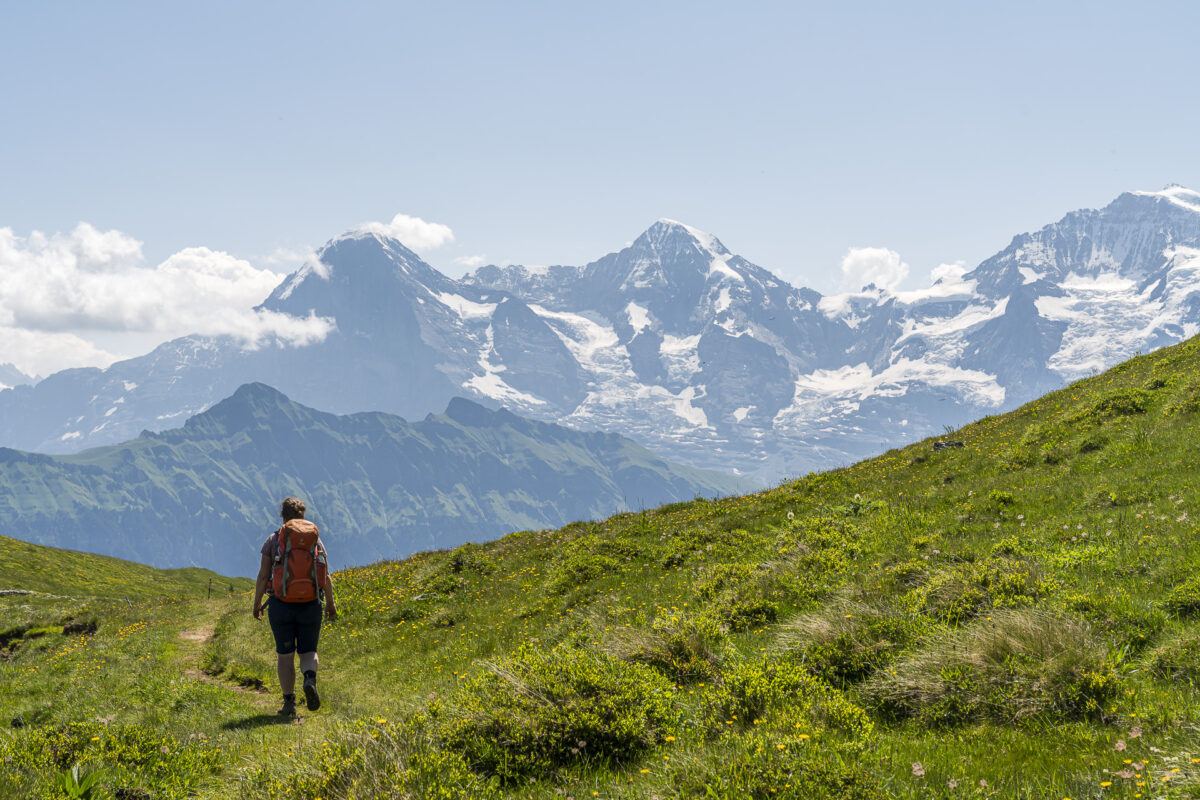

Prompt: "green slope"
[4,338,1200,798]
[0,533,252,598]
[0,383,747,577]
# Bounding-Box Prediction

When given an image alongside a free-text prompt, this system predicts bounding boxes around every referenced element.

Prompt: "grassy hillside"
[4,337,1200,798]
[0,383,745,577]
[0,534,250,598]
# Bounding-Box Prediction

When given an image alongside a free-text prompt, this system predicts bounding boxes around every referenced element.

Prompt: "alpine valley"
[0,383,743,576]
[1,186,1198,484]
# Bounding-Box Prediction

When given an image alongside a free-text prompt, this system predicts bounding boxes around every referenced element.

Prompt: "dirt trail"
[174,603,322,727]
[175,606,269,699]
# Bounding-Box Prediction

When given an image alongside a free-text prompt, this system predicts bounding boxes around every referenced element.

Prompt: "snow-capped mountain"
[2,186,1198,480]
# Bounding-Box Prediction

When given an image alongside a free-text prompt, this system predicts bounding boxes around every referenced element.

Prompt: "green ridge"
[0,533,252,598]
[4,338,1200,798]
[0,384,746,577]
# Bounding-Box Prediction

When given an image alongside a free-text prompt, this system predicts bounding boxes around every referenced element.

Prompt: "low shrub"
[605,611,728,683]
[694,563,759,601]
[1148,632,1200,683]
[706,658,872,742]
[1064,592,1164,655]
[906,558,1050,626]
[447,542,495,575]
[1166,381,1200,415]
[864,610,1118,726]
[792,516,864,559]
[548,553,620,594]
[776,600,931,687]
[1087,388,1151,418]
[390,600,432,623]
[693,564,783,631]
[986,490,1015,510]
[713,597,780,631]
[1077,430,1108,453]
[1164,577,1200,618]
[437,644,679,782]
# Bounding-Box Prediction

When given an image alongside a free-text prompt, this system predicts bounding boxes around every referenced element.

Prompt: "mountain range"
[1,185,1198,480]
[0,383,743,576]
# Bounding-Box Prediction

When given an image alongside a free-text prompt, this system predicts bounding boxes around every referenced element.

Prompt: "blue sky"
[1,1,1198,373]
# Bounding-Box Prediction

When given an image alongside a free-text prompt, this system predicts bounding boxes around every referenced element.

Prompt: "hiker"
[252,497,337,716]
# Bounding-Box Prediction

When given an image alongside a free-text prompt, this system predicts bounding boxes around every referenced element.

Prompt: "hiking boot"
[277,693,296,717]
[302,670,320,711]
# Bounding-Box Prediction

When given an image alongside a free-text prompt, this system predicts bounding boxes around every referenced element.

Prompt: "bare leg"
[298,652,319,675]
[277,653,296,695]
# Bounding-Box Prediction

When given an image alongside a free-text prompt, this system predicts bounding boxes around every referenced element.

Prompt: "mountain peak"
[177,382,303,435]
[322,227,423,263]
[642,219,729,256]
[263,225,454,315]
[1131,184,1200,214]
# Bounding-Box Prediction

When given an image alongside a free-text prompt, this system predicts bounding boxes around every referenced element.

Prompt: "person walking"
[253,497,337,716]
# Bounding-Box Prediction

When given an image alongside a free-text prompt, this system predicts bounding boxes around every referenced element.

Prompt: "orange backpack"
[271,519,327,603]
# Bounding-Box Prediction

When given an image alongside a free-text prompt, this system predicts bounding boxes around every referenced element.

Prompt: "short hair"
[280,497,306,521]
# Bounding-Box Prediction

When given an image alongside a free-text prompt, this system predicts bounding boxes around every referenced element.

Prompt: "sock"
[283,693,295,700]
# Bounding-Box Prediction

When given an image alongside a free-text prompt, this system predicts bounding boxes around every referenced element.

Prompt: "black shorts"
[267,596,322,655]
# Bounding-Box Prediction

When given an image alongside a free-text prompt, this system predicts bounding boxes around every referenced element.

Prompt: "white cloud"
[0,223,336,376]
[931,261,968,285]
[0,326,122,376]
[454,254,488,269]
[259,245,320,269]
[358,213,454,251]
[840,246,910,291]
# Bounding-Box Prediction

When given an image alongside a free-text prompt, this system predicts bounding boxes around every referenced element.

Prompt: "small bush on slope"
[1148,631,1200,683]
[903,557,1052,626]
[548,553,620,594]
[865,610,1117,726]
[776,599,932,687]
[1164,576,1200,618]
[1063,590,1165,656]
[705,658,873,742]
[435,644,679,783]
[1166,379,1200,414]
[602,609,729,683]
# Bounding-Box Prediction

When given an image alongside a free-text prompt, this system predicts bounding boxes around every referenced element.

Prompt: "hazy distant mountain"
[0,383,745,576]
[0,363,37,390]
[1,186,1197,479]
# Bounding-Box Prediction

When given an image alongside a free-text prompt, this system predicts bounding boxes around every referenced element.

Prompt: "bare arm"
[323,571,337,620]
[253,552,271,620]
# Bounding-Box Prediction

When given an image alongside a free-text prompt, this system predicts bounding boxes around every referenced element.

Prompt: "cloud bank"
[840,246,910,291]
[0,223,334,376]
[358,213,454,251]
